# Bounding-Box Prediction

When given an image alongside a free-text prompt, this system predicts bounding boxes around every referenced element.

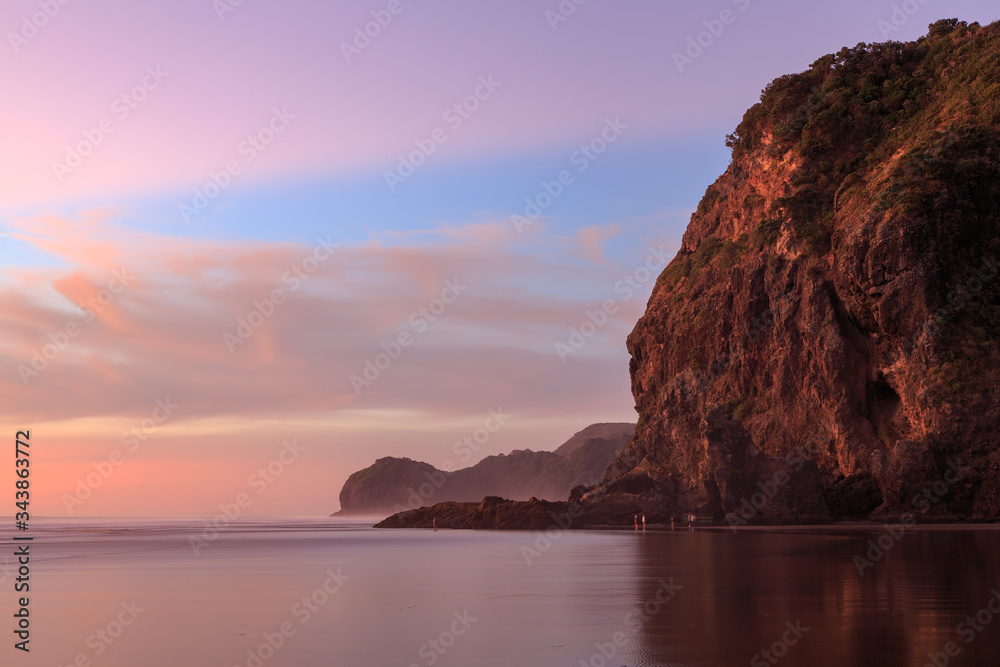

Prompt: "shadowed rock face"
[602,19,1000,524]
[335,423,633,517]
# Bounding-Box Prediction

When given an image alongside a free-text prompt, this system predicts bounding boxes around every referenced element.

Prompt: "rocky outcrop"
[604,19,1000,524]
[376,21,1000,532]
[374,496,583,530]
[336,423,633,516]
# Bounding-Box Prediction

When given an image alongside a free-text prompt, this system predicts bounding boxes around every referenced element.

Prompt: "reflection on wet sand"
[6,519,999,666]
[630,528,1000,666]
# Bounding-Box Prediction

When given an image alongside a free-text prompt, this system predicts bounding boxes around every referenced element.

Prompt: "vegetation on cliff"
[377,20,1000,530]
[724,18,1000,255]
[606,19,1000,524]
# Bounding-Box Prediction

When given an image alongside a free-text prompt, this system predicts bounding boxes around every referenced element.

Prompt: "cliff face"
[606,20,1000,523]
[337,423,633,516]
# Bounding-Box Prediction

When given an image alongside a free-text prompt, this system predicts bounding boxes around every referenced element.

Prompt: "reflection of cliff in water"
[627,529,1000,666]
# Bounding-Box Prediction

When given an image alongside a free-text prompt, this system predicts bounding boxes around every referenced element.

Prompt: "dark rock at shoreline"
[373,496,583,530]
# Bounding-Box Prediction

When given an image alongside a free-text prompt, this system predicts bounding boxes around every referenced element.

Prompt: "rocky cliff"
[336,423,633,516]
[375,20,1000,531]
[598,19,1000,525]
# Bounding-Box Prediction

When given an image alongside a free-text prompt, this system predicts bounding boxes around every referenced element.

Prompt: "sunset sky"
[3,0,997,517]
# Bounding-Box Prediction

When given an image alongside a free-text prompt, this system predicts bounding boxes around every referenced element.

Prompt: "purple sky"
[2,0,996,516]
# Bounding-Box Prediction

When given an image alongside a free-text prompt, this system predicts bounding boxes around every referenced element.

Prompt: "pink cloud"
[0,211,655,516]
[574,223,622,266]
[1,214,645,427]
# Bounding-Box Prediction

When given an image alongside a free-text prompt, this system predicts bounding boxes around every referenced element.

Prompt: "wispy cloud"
[1,215,649,427]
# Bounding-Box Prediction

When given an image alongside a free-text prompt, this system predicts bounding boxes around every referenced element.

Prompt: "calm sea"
[2,518,999,666]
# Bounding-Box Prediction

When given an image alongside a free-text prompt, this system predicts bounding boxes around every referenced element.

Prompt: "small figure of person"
[641,514,646,531]
[687,513,694,530]
[670,517,675,530]
[634,514,638,531]
[433,518,437,532]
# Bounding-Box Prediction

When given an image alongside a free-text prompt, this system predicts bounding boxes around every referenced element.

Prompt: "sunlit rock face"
[604,20,1000,523]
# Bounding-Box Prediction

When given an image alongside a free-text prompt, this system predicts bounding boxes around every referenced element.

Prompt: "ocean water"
[3,518,1000,666]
